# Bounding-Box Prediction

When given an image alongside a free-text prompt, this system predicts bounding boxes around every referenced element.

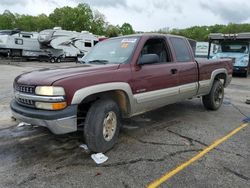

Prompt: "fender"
[198,68,231,96]
[71,82,136,115]
[210,68,230,87]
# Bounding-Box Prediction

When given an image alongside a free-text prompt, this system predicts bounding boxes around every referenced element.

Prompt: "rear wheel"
[202,80,224,110]
[56,57,61,63]
[50,57,56,63]
[84,99,121,153]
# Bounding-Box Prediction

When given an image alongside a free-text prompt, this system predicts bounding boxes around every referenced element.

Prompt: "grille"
[16,98,35,107]
[15,84,36,107]
[15,84,35,94]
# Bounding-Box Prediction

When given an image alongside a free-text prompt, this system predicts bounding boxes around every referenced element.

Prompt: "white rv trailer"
[38,27,99,63]
[0,29,47,59]
[195,42,218,58]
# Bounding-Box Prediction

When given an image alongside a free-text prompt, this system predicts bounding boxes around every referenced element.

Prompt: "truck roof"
[209,33,250,41]
[115,33,187,40]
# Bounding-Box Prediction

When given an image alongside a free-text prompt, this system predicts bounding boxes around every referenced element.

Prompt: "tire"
[202,80,224,110]
[84,99,121,153]
[50,57,55,63]
[56,58,61,63]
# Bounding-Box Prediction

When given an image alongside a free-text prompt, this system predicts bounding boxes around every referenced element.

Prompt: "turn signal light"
[35,102,67,110]
[52,102,67,110]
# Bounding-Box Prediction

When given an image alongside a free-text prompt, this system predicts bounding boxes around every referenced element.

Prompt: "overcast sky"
[1,0,250,31]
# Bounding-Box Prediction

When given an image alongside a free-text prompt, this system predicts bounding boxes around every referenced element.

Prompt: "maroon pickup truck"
[11,34,233,152]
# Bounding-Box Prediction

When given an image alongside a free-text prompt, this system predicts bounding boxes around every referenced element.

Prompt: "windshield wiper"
[88,59,109,64]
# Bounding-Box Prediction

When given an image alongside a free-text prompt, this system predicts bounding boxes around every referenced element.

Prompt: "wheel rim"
[214,85,223,105]
[103,111,117,141]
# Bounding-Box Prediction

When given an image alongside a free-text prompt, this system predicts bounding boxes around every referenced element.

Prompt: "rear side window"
[85,42,92,47]
[170,37,192,62]
[22,35,31,38]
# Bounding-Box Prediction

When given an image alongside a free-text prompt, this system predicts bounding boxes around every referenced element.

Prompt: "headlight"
[35,86,65,96]
[243,58,249,63]
[35,102,67,110]
[240,58,249,66]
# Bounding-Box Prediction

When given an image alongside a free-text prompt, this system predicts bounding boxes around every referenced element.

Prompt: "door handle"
[171,69,178,74]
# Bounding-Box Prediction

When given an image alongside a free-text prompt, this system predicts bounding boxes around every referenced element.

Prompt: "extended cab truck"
[11,34,233,152]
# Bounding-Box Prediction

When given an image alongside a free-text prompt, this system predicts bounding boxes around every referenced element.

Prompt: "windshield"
[81,37,139,64]
[217,43,249,53]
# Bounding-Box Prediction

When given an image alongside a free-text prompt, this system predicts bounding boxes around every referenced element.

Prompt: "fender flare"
[198,68,231,96]
[71,82,135,115]
[210,68,231,88]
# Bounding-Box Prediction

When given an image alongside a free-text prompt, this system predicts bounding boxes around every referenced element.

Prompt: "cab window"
[141,38,171,63]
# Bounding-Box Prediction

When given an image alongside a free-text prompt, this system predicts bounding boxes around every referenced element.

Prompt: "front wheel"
[202,80,224,110]
[84,99,121,153]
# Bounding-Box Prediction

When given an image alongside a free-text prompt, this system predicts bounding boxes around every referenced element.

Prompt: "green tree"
[35,14,54,31]
[90,10,106,35]
[168,23,250,41]
[49,3,93,32]
[15,14,37,31]
[0,10,16,29]
[105,25,120,37]
[120,23,134,35]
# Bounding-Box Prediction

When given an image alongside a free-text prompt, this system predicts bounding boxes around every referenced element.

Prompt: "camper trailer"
[195,42,218,58]
[0,29,47,59]
[38,27,99,63]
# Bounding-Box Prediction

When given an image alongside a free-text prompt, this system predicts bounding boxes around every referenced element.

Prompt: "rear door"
[169,37,199,98]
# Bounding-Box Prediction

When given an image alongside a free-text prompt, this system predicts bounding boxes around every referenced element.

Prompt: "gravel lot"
[0,60,249,188]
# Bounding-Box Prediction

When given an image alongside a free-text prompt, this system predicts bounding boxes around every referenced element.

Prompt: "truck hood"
[213,52,249,67]
[16,64,120,86]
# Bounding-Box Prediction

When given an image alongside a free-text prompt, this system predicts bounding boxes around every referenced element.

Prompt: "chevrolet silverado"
[11,34,233,152]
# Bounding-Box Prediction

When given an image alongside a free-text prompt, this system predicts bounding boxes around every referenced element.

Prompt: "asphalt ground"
[0,60,249,188]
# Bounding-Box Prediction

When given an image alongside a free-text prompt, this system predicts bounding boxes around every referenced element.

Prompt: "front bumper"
[233,66,248,74]
[10,100,77,134]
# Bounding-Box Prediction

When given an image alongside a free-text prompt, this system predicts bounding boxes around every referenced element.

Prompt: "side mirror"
[138,54,160,65]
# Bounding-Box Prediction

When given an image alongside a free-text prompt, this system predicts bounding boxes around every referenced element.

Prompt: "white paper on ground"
[91,153,108,164]
[17,122,31,127]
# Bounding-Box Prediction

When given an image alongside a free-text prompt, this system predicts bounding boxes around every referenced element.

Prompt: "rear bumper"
[10,100,77,134]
